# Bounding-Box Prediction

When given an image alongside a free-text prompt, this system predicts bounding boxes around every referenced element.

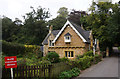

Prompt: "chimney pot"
[49,25,53,33]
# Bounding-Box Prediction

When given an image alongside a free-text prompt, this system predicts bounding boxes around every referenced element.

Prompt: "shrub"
[71,68,80,77]
[94,54,102,64]
[59,68,80,79]
[78,56,91,70]
[38,60,51,65]
[118,47,120,50]
[2,40,25,56]
[60,57,69,62]
[76,55,84,59]
[2,40,43,58]
[46,52,60,63]
[83,50,94,57]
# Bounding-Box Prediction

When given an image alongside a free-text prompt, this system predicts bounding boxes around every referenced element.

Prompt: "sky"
[0,0,119,21]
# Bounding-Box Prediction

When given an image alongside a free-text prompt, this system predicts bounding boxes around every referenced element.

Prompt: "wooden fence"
[2,62,71,79]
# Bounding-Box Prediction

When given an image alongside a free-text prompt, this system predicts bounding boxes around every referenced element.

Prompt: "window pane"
[68,52,70,57]
[71,51,74,57]
[68,36,69,40]
[65,51,67,57]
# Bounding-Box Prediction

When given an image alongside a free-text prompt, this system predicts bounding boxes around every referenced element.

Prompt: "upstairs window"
[49,40,54,46]
[64,33,71,43]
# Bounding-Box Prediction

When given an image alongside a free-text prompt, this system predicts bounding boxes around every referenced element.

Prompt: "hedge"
[2,40,42,57]
[2,40,25,56]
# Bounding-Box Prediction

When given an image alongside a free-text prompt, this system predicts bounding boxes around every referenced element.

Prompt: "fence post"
[43,65,45,78]
[48,65,52,78]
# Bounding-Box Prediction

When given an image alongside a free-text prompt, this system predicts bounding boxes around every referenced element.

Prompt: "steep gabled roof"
[42,30,60,45]
[52,20,90,43]
[70,20,90,43]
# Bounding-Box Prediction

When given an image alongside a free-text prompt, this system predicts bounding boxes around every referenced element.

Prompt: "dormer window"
[64,33,72,43]
[49,40,54,46]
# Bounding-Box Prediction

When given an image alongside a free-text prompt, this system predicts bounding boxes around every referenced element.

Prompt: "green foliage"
[83,50,94,57]
[78,56,91,70]
[2,40,42,58]
[59,68,80,79]
[86,2,120,50]
[60,57,69,62]
[48,15,67,30]
[2,17,22,42]
[2,40,25,56]
[94,54,102,64]
[76,55,84,59]
[46,52,60,63]
[38,60,51,65]
[71,68,81,77]
[118,47,120,50]
[57,7,69,18]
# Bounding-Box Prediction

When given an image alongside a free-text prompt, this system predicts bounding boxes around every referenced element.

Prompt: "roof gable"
[53,20,89,43]
[42,30,60,45]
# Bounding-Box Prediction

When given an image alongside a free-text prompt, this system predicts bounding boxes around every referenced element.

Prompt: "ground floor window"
[65,51,74,57]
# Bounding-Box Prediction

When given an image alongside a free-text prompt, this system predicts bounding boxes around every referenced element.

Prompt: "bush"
[46,52,60,63]
[78,56,91,70]
[94,54,102,64]
[71,68,81,77]
[76,55,84,59]
[38,60,51,65]
[118,47,120,50]
[2,40,25,56]
[2,40,43,58]
[60,57,69,62]
[59,68,80,79]
[83,50,94,57]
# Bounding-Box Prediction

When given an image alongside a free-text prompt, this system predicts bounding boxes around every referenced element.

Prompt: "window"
[64,33,71,43]
[65,36,70,40]
[49,40,54,46]
[65,51,74,57]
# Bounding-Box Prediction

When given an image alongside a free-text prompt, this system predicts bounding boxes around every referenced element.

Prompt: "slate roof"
[42,30,60,45]
[64,33,72,36]
[69,20,90,43]
[42,20,90,45]
[40,46,43,52]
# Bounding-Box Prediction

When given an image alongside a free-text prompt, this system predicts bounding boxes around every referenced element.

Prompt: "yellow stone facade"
[43,25,90,59]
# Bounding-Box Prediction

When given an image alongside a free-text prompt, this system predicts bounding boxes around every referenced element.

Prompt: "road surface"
[74,56,119,79]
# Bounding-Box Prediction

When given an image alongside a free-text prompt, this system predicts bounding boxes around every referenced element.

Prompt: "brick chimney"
[49,25,53,33]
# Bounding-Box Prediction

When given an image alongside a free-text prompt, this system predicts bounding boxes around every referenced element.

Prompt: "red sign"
[4,56,17,68]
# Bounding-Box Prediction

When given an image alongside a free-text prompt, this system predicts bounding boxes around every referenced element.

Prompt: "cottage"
[42,20,93,59]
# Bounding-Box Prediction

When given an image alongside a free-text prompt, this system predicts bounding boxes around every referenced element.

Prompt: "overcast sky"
[0,0,119,21]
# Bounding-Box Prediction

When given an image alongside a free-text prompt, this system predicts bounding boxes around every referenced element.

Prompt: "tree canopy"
[2,2,120,50]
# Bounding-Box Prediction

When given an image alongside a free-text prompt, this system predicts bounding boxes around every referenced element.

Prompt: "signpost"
[4,56,17,79]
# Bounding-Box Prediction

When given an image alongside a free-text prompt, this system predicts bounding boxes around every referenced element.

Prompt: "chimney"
[49,25,53,33]
[81,24,84,30]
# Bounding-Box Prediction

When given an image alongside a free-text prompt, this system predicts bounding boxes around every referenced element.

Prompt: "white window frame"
[49,40,54,46]
[64,36,71,43]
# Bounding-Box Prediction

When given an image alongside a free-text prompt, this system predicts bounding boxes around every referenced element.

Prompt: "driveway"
[74,56,119,79]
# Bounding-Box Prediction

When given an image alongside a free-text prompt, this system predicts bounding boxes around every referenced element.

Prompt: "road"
[74,56,119,79]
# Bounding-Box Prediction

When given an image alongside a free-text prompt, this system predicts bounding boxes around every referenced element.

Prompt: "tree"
[48,7,68,30]
[85,1,115,51]
[2,17,13,41]
[57,7,69,18]
[2,16,22,42]
[48,16,66,30]
[107,3,120,46]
